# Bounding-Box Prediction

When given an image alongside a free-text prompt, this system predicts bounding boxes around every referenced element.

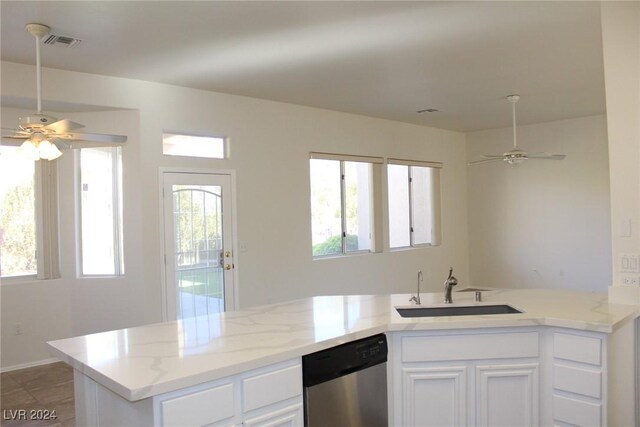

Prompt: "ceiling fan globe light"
[38,139,53,157]
[45,144,63,161]
[18,139,40,161]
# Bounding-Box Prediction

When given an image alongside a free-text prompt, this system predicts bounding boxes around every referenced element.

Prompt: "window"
[163,132,226,159]
[309,153,382,257]
[387,158,442,249]
[79,147,124,275]
[0,146,37,277]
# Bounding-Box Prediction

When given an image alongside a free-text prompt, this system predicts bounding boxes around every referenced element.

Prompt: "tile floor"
[0,363,74,427]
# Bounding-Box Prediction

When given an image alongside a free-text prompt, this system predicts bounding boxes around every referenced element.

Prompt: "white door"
[162,172,235,320]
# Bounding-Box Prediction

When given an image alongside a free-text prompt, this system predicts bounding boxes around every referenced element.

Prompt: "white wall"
[467,115,611,292]
[0,61,469,369]
[601,1,640,304]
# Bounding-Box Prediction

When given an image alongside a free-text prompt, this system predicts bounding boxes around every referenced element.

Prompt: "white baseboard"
[0,357,60,373]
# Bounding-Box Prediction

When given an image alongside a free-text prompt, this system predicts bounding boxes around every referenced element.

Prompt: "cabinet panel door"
[243,403,303,427]
[476,364,539,427]
[161,382,234,427]
[402,366,467,427]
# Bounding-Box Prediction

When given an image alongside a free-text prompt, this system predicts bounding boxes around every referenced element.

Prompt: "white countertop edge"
[47,313,637,402]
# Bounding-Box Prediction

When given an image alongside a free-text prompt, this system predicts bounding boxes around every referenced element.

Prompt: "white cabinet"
[72,358,303,427]
[152,358,303,427]
[391,329,540,427]
[160,382,235,427]
[243,403,303,427]
[476,363,538,427]
[550,329,606,427]
[401,366,467,427]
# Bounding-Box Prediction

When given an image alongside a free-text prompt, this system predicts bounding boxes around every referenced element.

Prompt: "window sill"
[0,274,37,285]
[389,244,438,252]
[313,251,373,261]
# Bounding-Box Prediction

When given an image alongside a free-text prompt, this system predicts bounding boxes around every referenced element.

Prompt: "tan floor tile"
[9,366,72,392]
[0,389,37,411]
[1,375,22,395]
[27,382,73,406]
[0,364,74,427]
[45,400,74,422]
[0,403,72,427]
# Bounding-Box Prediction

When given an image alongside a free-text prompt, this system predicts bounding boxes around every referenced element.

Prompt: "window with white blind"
[0,146,60,280]
[0,146,37,277]
[309,152,383,258]
[78,147,124,276]
[387,158,442,249]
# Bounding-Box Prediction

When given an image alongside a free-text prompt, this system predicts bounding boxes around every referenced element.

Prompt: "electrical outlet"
[620,253,640,273]
[621,275,640,286]
[14,322,23,335]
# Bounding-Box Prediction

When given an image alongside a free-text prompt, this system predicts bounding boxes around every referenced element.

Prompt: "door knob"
[224,264,232,270]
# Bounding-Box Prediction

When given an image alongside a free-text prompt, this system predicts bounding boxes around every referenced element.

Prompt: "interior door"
[162,172,234,320]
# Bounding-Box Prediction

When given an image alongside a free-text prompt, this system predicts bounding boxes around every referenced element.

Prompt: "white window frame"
[309,152,384,258]
[76,147,124,277]
[162,130,229,159]
[387,158,442,249]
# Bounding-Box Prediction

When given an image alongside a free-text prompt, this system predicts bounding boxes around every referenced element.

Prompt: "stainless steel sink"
[396,304,522,318]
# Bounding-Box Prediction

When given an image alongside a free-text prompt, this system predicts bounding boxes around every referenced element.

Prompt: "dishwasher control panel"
[302,334,387,387]
[356,337,386,361]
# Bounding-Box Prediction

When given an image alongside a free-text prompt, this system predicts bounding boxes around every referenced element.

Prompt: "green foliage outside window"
[0,184,36,276]
[312,234,359,257]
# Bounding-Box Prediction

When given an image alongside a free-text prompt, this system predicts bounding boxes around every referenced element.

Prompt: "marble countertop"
[47,288,639,402]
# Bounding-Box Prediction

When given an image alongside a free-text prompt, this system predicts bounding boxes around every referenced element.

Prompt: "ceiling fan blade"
[1,134,29,139]
[528,153,566,160]
[58,132,127,144]
[1,138,24,147]
[468,157,504,165]
[50,138,72,149]
[44,119,85,133]
[1,127,29,133]
[480,154,505,159]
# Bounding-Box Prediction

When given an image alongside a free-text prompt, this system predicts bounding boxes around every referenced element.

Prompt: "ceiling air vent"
[43,34,82,48]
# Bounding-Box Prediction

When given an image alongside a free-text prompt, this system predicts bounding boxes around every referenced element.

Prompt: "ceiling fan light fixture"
[18,139,40,161]
[38,139,61,160]
[2,23,127,159]
[505,157,526,166]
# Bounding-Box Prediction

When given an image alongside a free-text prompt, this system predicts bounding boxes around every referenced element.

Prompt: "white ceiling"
[0,1,606,132]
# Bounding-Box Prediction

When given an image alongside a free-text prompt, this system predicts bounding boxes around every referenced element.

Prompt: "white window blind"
[387,158,442,248]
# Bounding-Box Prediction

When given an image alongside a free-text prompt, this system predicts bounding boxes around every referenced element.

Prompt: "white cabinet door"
[401,366,468,427]
[243,403,303,427]
[476,363,539,427]
[393,330,541,427]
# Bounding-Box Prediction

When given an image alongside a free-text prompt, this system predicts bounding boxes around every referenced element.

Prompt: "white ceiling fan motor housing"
[19,114,58,131]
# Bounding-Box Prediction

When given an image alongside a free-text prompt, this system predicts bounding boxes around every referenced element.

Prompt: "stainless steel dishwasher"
[302,334,388,427]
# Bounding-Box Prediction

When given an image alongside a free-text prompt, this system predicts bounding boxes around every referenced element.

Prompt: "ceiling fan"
[1,23,127,161]
[468,95,566,166]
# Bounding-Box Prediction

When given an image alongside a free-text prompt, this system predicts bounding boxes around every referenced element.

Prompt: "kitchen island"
[47,289,639,426]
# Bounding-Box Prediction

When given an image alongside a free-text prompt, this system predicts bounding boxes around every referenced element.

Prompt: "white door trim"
[158,167,239,321]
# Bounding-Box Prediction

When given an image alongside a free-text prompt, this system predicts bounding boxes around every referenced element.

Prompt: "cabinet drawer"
[553,332,601,366]
[243,364,302,412]
[402,332,539,362]
[553,394,601,426]
[162,382,234,427]
[553,364,601,399]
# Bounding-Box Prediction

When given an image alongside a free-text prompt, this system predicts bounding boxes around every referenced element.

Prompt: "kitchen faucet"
[444,267,458,304]
[409,270,423,305]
